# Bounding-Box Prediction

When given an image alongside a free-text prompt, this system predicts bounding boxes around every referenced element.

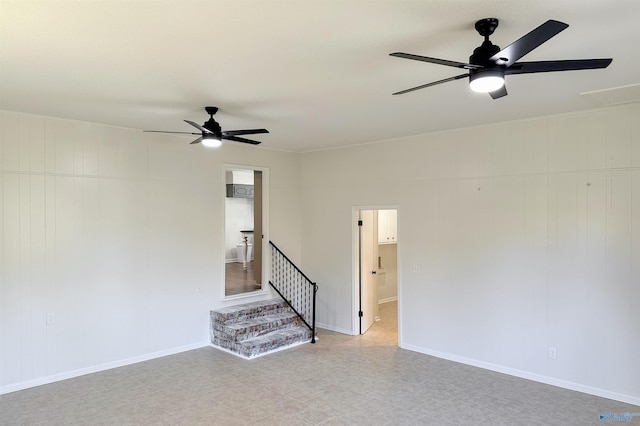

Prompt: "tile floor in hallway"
[1,300,638,425]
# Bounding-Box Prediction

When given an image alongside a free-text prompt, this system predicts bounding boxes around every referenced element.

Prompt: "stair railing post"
[311,283,317,343]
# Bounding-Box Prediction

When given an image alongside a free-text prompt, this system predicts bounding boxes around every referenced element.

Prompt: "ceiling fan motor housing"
[469,39,505,90]
[203,117,223,138]
[470,40,501,66]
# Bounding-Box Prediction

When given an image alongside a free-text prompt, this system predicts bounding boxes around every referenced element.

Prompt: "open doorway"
[354,208,399,343]
[224,167,266,297]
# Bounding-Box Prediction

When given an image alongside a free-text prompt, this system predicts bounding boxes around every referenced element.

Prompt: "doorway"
[354,208,399,342]
[224,166,267,297]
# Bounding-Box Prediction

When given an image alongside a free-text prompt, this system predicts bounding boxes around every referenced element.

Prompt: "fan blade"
[184,120,213,134]
[390,52,481,70]
[143,130,200,135]
[223,135,262,145]
[190,137,203,145]
[392,73,469,95]
[505,58,612,74]
[223,129,269,136]
[490,20,568,66]
[489,85,508,99]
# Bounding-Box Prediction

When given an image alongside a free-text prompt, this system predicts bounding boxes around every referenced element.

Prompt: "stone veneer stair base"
[210,338,310,360]
[210,298,312,359]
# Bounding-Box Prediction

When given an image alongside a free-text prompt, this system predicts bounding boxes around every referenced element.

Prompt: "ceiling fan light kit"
[391,18,612,99]
[469,69,505,93]
[201,134,222,148]
[143,106,268,147]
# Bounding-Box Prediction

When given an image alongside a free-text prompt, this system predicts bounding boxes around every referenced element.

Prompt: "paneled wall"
[300,104,640,403]
[0,110,301,392]
[2,104,637,402]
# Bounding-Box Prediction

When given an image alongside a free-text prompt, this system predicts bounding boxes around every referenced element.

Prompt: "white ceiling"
[1,1,638,152]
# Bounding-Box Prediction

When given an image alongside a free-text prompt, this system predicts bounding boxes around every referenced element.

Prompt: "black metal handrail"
[269,241,317,343]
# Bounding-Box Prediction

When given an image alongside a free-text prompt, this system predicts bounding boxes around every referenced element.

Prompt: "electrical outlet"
[412,264,421,273]
[548,347,557,359]
[46,313,55,325]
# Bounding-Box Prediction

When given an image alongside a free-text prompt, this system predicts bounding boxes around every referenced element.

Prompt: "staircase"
[210,299,312,359]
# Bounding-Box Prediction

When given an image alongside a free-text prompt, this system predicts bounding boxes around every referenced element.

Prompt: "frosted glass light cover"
[202,137,222,147]
[469,75,505,93]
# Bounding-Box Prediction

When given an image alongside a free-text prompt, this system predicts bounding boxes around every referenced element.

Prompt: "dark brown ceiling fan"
[390,18,612,99]
[144,106,268,147]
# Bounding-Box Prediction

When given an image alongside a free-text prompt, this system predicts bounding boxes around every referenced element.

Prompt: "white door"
[359,210,379,334]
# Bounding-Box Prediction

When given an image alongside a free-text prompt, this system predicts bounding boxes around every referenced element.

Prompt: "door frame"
[222,164,270,301]
[352,205,401,345]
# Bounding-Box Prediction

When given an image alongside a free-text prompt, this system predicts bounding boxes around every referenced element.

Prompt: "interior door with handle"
[359,210,379,334]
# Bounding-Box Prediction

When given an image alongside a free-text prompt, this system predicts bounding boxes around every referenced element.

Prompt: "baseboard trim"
[0,341,209,396]
[225,258,253,264]
[316,323,354,335]
[378,297,398,304]
[401,343,640,406]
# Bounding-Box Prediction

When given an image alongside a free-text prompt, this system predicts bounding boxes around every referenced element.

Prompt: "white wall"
[0,110,302,392]
[300,104,640,404]
[3,104,638,404]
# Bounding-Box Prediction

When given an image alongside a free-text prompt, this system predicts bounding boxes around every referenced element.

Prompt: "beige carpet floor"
[0,301,638,425]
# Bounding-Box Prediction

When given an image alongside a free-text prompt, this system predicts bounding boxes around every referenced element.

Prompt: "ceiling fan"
[390,18,612,99]
[144,106,268,147]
